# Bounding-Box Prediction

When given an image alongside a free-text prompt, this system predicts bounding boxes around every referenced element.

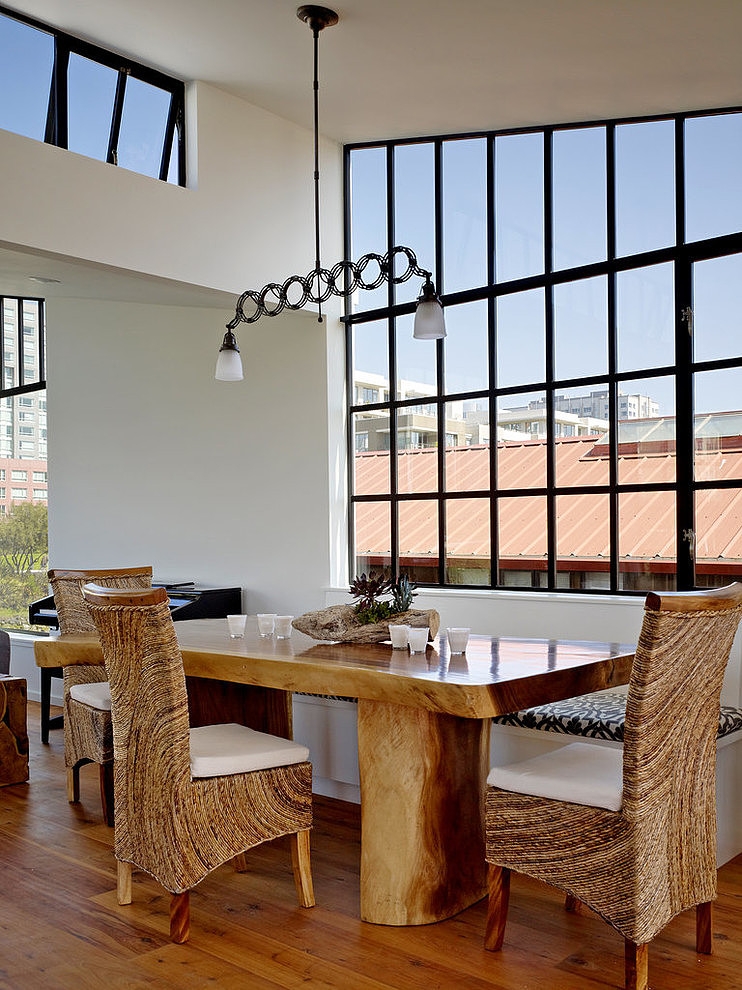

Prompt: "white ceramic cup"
[389,624,409,649]
[257,613,276,637]
[274,615,294,639]
[227,614,247,638]
[407,626,429,653]
[447,627,471,653]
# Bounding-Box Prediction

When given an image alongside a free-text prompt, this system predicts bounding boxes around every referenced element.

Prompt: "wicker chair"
[484,583,742,990]
[47,566,153,825]
[81,583,315,943]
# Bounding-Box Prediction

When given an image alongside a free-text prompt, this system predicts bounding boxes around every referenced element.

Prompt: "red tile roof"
[355,435,742,573]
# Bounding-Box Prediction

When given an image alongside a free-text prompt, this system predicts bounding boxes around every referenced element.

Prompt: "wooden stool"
[0,676,29,786]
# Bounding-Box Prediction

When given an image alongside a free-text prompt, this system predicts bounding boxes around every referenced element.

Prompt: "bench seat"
[492,691,742,743]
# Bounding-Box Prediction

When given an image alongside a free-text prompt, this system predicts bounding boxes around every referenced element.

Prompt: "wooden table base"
[357,698,490,925]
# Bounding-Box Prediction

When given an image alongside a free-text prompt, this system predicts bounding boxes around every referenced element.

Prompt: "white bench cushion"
[488,740,623,812]
[190,723,310,779]
[69,681,112,711]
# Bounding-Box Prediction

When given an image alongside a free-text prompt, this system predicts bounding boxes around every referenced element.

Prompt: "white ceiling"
[3,0,742,304]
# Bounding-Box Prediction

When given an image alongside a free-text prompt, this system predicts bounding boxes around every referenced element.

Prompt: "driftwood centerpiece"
[293,604,440,644]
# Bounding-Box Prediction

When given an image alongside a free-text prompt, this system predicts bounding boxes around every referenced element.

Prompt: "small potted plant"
[293,573,439,643]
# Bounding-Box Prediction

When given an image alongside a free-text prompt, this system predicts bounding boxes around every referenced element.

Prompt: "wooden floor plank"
[1,702,741,989]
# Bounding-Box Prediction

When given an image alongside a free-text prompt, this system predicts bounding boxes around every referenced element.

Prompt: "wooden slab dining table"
[35,617,634,927]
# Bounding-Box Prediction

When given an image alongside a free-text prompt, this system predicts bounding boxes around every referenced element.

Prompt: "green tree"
[0,502,48,575]
[0,503,49,627]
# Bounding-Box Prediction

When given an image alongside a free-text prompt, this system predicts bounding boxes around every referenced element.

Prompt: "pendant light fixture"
[216,5,446,382]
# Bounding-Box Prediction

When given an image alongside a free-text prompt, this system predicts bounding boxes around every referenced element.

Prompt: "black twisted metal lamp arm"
[226,245,432,329]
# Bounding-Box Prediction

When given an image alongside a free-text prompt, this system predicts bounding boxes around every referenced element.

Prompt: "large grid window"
[345,108,742,594]
[0,4,185,185]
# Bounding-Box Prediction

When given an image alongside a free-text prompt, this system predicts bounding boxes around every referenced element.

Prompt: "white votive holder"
[407,626,429,654]
[389,624,409,649]
[227,614,247,639]
[257,613,276,637]
[274,615,294,639]
[447,627,471,654]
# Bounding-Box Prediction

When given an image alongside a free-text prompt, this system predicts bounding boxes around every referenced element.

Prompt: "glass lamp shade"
[413,297,447,340]
[215,331,244,382]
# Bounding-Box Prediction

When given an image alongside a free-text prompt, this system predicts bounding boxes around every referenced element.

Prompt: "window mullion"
[107,67,129,166]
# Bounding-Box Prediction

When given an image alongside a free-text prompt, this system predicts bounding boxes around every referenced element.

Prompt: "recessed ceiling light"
[28,275,62,284]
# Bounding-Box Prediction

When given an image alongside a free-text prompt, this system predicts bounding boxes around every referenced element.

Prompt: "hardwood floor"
[2,702,742,989]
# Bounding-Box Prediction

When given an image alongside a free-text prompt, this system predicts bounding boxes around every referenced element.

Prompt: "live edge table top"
[34,616,635,720]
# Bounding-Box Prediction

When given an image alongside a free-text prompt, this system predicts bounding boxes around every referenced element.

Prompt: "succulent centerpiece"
[293,573,439,644]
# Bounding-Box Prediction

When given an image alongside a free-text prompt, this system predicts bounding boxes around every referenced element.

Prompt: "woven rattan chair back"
[623,586,742,844]
[47,566,153,825]
[485,582,742,990]
[48,566,154,635]
[81,582,314,943]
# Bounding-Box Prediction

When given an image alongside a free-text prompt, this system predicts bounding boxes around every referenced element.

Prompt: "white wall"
[0,81,342,296]
[46,296,336,617]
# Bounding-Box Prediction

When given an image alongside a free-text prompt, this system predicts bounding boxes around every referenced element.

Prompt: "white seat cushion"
[190,723,310,779]
[69,681,112,711]
[487,741,623,812]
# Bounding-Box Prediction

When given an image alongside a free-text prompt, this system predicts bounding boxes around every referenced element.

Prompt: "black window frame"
[344,106,742,596]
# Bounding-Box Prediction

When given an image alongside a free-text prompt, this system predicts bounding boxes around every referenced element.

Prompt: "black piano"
[30,582,242,741]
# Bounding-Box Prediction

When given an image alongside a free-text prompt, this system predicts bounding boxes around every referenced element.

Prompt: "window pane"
[354,501,390,577]
[615,119,675,256]
[399,500,438,584]
[396,314,436,396]
[166,127,179,184]
[497,289,545,388]
[0,14,53,141]
[693,254,742,364]
[694,368,742,483]
[445,301,488,394]
[353,320,388,392]
[68,54,117,161]
[556,494,610,590]
[394,143,435,305]
[554,276,608,380]
[495,131,544,282]
[554,387,610,487]
[116,76,170,179]
[617,263,674,373]
[685,113,742,243]
[618,492,676,592]
[498,495,546,588]
[616,376,675,486]
[497,391,547,488]
[349,147,388,313]
[446,498,490,585]
[445,401,489,493]
[696,488,742,585]
[353,412,389,494]
[398,406,437,495]
[442,138,487,293]
[552,127,607,270]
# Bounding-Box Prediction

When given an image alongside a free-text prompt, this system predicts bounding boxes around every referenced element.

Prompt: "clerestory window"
[345,108,742,595]
[0,4,185,185]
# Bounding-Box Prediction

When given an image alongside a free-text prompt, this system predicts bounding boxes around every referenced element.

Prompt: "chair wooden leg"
[624,941,648,990]
[100,762,114,827]
[232,852,249,873]
[696,901,713,954]
[485,864,510,951]
[170,891,190,943]
[117,861,132,905]
[290,829,315,908]
[565,893,580,913]
[66,766,80,803]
